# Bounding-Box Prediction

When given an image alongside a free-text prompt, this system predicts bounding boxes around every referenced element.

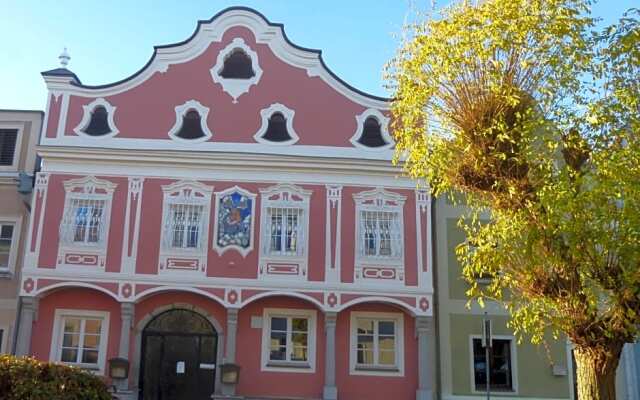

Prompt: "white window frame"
[0,324,9,354]
[0,122,24,172]
[353,188,405,268]
[349,311,404,376]
[349,108,394,150]
[261,308,317,373]
[0,216,22,274]
[210,37,263,103]
[167,99,213,143]
[58,176,115,267]
[253,103,299,145]
[72,98,119,138]
[469,334,519,395]
[50,309,110,374]
[158,180,213,274]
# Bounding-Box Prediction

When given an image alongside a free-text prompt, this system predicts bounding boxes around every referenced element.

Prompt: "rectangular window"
[266,207,304,256]
[0,129,18,166]
[0,223,15,269]
[166,203,204,249]
[261,308,316,372]
[350,312,404,376]
[53,311,109,372]
[472,338,514,392]
[61,198,106,245]
[269,315,309,363]
[0,327,5,354]
[359,210,402,259]
[356,318,397,368]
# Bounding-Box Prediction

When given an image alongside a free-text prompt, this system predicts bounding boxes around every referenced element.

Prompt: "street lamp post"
[482,313,492,400]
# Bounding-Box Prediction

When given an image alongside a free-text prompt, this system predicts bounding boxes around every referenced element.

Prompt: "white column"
[115,302,135,391]
[416,316,434,400]
[15,296,38,356]
[323,312,338,400]
[221,308,239,396]
[325,185,342,283]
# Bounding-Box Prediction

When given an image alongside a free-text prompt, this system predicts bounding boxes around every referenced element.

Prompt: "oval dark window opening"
[263,112,292,142]
[176,109,206,140]
[357,117,387,148]
[84,106,112,136]
[220,50,255,79]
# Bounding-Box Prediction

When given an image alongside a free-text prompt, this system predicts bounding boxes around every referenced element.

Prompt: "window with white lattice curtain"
[159,181,213,262]
[164,203,205,250]
[353,188,405,266]
[360,210,402,259]
[266,207,304,256]
[259,184,311,261]
[60,196,108,246]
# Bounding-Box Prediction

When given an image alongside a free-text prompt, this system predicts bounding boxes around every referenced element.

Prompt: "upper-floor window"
[73,98,119,138]
[0,222,16,272]
[160,180,213,253]
[350,109,393,150]
[0,129,18,166]
[59,176,116,250]
[168,100,213,142]
[259,184,311,259]
[359,117,386,147]
[210,38,263,103]
[353,188,405,265]
[472,337,516,392]
[254,103,299,145]
[220,49,255,79]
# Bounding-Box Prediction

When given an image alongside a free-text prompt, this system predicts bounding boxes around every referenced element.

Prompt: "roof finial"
[59,47,70,68]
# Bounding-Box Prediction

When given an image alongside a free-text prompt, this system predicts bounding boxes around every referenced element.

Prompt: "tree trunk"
[573,343,623,400]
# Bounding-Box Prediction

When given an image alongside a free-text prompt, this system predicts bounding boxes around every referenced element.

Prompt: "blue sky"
[0,0,635,110]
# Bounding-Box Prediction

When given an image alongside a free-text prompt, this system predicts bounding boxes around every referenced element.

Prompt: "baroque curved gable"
[52,7,389,109]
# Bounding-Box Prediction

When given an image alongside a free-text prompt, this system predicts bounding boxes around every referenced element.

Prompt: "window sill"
[266,361,311,370]
[355,365,399,373]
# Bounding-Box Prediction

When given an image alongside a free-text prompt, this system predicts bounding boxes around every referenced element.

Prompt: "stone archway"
[131,303,225,398]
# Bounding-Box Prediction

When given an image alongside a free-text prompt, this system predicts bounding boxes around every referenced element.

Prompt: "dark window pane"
[84,106,112,136]
[0,129,17,166]
[473,338,513,391]
[220,50,255,79]
[271,317,287,332]
[291,318,308,332]
[263,112,292,142]
[61,348,78,363]
[378,321,395,335]
[82,349,99,364]
[176,110,206,140]
[357,117,387,148]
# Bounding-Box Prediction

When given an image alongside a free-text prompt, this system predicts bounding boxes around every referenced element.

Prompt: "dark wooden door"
[140,309,217,400]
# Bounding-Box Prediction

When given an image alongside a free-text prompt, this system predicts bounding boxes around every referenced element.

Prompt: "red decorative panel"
[266,263,299,275]
[166,258,199,271]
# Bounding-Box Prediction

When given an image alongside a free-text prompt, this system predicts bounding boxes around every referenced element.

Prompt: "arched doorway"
[139,309,218,400]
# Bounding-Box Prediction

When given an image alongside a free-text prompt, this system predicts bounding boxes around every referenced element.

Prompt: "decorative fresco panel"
[216,190,254,252]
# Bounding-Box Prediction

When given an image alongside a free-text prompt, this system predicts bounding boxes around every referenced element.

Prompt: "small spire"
[59,47,70,68]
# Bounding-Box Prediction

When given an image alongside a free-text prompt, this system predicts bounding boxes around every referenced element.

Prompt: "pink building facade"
[16,7,435,400]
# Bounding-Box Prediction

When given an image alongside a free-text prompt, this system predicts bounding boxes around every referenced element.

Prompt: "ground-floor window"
[50,309,110,373]
[0,326,7,354]
[471,336,516,392]
[261,308,316,372]
[350,311,404,376]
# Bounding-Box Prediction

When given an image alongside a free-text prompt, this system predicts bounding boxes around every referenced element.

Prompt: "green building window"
[472,338,514,391]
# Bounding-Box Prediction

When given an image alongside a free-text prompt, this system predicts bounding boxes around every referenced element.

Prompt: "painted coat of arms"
[216,190,254,252]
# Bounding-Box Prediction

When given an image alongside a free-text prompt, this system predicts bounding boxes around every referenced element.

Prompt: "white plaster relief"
[210,38,263,103]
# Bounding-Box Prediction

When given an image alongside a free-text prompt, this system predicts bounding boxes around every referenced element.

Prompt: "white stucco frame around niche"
[253,103,299,145]
[210,37,263,103]
[349,108,393,150]
[212,185,257,258]
[73,98,119,138]
[167,99,213,143]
